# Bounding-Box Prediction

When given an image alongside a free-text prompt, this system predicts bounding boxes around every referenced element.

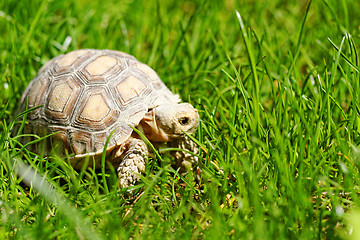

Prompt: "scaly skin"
[169,136,199,174]
[116,138,148,188]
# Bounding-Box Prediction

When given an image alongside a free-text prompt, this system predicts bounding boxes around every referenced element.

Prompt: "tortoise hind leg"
[115,137,148,188]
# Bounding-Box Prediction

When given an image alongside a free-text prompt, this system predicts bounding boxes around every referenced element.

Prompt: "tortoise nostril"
[179,117,190,126]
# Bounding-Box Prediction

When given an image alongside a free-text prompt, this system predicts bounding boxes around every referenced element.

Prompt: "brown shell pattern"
[20,49,180,158]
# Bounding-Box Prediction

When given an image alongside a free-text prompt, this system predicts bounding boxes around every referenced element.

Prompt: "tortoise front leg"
[169,136,199,174]
[115,137,148,188]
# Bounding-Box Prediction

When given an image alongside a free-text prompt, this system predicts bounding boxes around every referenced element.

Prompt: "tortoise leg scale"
[116,138,148,188]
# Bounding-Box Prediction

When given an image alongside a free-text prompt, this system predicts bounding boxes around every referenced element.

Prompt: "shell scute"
[69,129,93,155]
[73,86,119,131]
[20,76,50,119]
[54,49,91,74]
[80,55,126,84]
[45,76,83,124]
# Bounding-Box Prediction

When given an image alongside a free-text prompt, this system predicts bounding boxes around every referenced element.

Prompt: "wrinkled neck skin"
[138,103,199,143]
[139,108,171,142]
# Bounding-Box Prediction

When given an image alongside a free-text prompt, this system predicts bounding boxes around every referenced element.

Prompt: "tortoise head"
[139,103,199,142]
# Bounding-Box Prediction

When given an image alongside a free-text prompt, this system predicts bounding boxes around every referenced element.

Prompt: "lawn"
[1,0,360,239]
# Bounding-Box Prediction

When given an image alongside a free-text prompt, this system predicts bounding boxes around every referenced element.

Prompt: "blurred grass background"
[1,0,360,239]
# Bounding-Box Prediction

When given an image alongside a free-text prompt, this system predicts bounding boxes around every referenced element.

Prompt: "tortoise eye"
[179,117,190,125]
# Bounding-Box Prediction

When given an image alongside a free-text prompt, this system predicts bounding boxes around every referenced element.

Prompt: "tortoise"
[18,49,199,188]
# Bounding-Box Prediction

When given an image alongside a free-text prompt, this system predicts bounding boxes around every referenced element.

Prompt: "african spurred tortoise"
[19,49,199,187]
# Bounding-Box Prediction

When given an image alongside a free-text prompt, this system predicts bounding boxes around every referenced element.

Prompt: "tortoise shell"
[20,49,180,158]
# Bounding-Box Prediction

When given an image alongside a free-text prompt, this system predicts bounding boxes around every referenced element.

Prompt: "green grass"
[1,0,360,239]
